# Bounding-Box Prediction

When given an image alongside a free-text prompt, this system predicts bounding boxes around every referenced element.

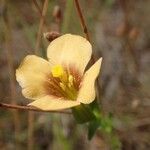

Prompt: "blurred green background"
[0,0,150,150]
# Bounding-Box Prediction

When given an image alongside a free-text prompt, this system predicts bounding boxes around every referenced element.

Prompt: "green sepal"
[87,101,102,140]
[88,119,101,140]
[72,104,96,124]
[88,101,114,140]
[89,100,102,119]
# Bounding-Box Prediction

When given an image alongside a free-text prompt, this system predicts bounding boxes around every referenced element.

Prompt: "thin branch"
[29,1,49,149]
[32,0,47,26]
[35,0,49,53]
[74,0,96,64]
[32,0,42,16]
[74,0,90,42]
[0,103,71,114]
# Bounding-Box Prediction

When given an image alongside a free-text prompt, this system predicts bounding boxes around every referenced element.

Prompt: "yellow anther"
[68,83,72,88]
[51,65,64,77]
[60,82,66,91]
[68,75,73,85]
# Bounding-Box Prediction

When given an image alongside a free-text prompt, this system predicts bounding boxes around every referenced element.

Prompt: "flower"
[16,34,102,110]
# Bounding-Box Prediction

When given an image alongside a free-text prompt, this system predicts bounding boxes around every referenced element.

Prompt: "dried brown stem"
[28,113,34,150]
[28,1,49,149]
[74,0,101,102]
[74,0,96,64]
[32,0,47,26]
[0,103,71,114]
[2,1,21,148]
[74,0,90,42]
[35,0,49,53]
[32,0,42,16]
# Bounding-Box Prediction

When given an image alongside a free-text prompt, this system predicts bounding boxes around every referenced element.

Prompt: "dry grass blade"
[2,1,21,148]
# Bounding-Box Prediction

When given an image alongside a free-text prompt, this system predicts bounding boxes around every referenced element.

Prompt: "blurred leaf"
[101,113,113,133]
[104,0,115,7]
[110,134,122,150]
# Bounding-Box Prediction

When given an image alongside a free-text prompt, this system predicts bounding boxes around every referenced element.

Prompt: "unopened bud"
[43,31,60,42]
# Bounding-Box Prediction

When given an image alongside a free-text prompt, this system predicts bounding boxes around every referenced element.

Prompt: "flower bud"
[43,31,60,42]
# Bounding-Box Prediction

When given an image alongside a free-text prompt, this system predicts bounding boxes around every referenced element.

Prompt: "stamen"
[68,75,73,86]
[45,77,67,98]
[60,82,66,91]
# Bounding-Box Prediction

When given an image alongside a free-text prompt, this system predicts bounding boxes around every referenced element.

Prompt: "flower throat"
[51,65,78,100]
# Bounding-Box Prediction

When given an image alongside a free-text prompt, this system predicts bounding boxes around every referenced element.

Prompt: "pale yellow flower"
[16,34,102,110]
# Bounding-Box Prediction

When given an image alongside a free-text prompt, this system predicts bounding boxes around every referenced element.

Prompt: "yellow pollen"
[51,65,64,77]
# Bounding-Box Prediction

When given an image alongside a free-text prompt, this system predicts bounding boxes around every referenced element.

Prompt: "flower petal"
[47,34,92,74]
[77,58,102,104]
[16,55,51,100]
[28,96,80,110]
